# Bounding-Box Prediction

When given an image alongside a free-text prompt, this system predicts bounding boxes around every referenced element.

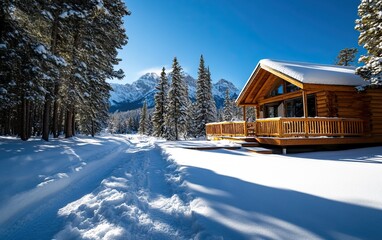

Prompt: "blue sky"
[111,0,362,88]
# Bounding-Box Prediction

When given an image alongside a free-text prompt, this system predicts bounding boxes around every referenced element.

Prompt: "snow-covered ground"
[1,134,382,239]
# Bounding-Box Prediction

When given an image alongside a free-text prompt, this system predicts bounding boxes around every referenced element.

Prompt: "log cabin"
[206,59,382,146]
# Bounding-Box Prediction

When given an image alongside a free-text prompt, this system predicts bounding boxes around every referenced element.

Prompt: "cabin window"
[264,102,282,118]
[285,94,316,117]
[307,94,316,117]
[269,83,284,97]
[268,80,300,98]
[285,98,304,117]
[285,82,300,93]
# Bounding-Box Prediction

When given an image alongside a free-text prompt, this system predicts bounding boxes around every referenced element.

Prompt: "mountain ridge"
[109,73,240,112]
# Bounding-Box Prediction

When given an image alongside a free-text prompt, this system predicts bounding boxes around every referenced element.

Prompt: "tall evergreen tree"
[195,55,217,137]
[205,67,217,122]
[188,102,199,138]
[355,0,382,85]
[138,101,148,135]
[166,57,188,140]
[335,48,358,66]
[152,67,168,137]
[223,89,233,121]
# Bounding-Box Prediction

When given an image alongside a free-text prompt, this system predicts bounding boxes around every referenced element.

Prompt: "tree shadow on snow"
[184,166,382,240]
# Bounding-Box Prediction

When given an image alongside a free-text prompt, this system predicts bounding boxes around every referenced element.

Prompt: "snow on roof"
[260,59,368,86]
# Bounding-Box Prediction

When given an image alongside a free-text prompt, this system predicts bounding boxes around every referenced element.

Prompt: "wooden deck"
[206,118,382,146]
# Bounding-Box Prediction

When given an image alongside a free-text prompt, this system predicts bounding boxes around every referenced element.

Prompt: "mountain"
[109,73,240,112]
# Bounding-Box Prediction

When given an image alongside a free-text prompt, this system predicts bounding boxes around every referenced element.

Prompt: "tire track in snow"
[54,137,196,239]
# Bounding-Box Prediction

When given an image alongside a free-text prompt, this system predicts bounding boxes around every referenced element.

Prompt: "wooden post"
[255,105,260,120]
[243,106,247,121]
[302,90,309,136]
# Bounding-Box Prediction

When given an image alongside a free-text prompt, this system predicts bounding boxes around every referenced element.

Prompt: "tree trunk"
[51,15,60,138]
[52,96,59,138]
[20,97,28,141]
[65,108,73,138]
[71,109,75,136]
[58,106,64,136]
[42,96,51,141]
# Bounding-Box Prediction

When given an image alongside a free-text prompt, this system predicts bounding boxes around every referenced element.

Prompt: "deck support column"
[302,90,309,136]
[282,147,287,155]
[243,106,246,121]
[255,105,260,120]
[302,90,308,118]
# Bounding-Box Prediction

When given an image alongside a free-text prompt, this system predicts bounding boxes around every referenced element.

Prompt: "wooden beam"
[243,106,246,121]
[258,90,303,105]
[260,65,304,89]
[303,83,357,92]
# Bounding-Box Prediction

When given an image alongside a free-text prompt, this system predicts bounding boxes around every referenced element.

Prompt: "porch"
[205,117,373,146]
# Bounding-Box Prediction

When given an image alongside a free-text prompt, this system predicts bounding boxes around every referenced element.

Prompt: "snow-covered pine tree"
[188,102,199,138]
[180,76,191,139]
[152,67,169,137]
[0,1,65,140]
[138,101,149,135]
[355,0,382,85]
[205,67,217,123]
[166,57,188,140]
[335,48,358,66]
[223,89,233,121]
[59,0,128,138]
[195,55,217,137]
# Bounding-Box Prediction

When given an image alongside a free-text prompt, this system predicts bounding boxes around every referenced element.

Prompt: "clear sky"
[111,0,363,88]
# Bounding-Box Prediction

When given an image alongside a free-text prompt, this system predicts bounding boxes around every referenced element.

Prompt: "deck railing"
[206,117,364,138]
[206,121,246,137]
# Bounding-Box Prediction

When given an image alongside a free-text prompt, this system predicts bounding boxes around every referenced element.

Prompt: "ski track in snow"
[0,135,196,240]
[54,137,195,240]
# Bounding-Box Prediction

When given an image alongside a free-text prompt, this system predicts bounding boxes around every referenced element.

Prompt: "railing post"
[304,118,309,137]
[339,119,344,137]
[278,118,283,137]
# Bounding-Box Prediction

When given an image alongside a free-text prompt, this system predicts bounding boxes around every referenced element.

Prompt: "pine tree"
[205,67,217,123]
[152,67,169,137]
[188,102,199,138]
[335,48,358,66]
[138,101,148,135]
[195,55,217,137]
[166,57,188,140]
[223,89,233,121]
[355,0,382,85]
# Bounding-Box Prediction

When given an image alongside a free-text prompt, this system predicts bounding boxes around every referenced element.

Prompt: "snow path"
[0,135,134,239]
[54,137,195,239]
[0,135,195,239]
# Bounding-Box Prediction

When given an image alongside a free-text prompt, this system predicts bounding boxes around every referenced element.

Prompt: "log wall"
[367,89,382,135]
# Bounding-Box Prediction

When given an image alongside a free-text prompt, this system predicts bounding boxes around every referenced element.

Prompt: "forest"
[0,0,128,140]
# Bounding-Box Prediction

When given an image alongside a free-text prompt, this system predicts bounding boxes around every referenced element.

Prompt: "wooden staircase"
[235,139,274,154]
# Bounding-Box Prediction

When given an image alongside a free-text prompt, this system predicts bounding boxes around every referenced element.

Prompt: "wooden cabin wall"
[316,90,366,118]
[334,91,365,118]
[367,89,382,135]
[316,91,335,117]
[315,90,371,134]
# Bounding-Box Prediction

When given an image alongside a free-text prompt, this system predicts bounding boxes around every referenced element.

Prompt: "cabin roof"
[259,59,366,86]
[236,59,368,106]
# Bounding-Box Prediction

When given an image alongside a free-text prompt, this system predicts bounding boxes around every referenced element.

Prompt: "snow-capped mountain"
[109,73,240,112]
